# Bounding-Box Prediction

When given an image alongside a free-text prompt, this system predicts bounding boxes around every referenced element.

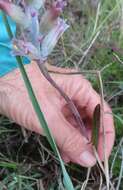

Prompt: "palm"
[0,62,115,167]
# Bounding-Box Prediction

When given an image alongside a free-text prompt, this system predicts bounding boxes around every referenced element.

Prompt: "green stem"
[2,12,74,190]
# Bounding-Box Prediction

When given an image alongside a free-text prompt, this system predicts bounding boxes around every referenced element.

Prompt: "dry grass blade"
[99,168,103,190]
[110,137,123,178]
[78,31,100,66]
[97,71,110,190]
[81,168,91,190]
[116,147,123,190]
[93,147,115,190]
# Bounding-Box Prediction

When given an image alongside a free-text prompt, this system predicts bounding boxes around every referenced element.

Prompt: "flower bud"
[40,0,67,35]
[41,18,69,59]
[26,0,45,10]
[0,0,31,28]
[40,10,57,35]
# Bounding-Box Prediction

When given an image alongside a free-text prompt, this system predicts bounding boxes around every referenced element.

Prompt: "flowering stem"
[2,12,75,190]
[37,61,88,139]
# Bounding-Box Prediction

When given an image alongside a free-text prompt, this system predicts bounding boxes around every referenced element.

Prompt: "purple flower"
[0,0,69,62]
[12,38,41,60]
[40,18,69,59]
[54,0,67,12]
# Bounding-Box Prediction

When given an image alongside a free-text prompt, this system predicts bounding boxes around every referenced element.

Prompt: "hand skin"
[0,61,115,167]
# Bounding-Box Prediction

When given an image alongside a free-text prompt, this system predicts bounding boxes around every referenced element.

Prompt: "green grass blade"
[2,12,74,190]
[1,12,14,39]
[0,161,17,169]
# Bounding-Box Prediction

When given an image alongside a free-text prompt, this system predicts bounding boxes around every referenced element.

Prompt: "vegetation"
[0,0,123,189]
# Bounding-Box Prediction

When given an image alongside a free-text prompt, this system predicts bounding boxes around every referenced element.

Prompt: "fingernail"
[79,151,96,167]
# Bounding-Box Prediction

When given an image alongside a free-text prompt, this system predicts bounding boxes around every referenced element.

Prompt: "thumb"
[50,111,96,167]
[61,127,96,167]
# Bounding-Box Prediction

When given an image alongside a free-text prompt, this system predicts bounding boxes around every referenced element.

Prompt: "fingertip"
[61,127,96,167]
[77,150,96,167]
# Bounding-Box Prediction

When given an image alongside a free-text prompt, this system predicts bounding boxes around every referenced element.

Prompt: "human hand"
[0,62,115,167]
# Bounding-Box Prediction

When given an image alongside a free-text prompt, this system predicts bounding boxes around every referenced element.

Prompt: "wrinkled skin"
[0,62,115,167]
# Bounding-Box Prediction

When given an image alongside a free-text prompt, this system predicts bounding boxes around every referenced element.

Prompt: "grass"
[0,0,123,189]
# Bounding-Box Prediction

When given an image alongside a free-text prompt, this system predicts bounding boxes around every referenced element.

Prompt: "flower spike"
[0,0,69,61]
[0,0,31,28]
